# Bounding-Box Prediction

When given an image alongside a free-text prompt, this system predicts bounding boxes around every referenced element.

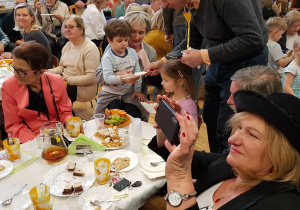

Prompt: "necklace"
[214,184,236,204]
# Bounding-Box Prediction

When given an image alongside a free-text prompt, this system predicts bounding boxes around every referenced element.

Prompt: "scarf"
[41,0,60,41]
[135,43,150,69]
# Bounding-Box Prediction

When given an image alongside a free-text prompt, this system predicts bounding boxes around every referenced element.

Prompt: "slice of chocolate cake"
[67,162,76,171]
[73,169,84,176]
[74,182,83,194]
[62,184,74,195]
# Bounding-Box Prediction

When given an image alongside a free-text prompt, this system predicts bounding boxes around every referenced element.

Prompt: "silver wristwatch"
[165,190,197,207]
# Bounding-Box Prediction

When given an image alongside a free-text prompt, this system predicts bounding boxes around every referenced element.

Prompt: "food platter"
[92,128,129,150]
[104,114,131,128]
[43,162,95,197]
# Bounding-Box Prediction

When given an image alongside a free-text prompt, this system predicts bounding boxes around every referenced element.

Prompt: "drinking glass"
[67,117,82,137]
[130,118,142,153]
[94,113,105,130]
[29,184,51,210]
[94,158,110,185]
[67,195,84,210]
[3,138,21,162]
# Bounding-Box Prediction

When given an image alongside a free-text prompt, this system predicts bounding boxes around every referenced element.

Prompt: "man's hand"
[144,59,165,76]
[75,1,85,8]
[132,92,147,102]
[165,34,173,45]
[180,49,204,68]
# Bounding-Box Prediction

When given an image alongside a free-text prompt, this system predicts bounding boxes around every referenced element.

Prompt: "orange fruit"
[119,110,127,116]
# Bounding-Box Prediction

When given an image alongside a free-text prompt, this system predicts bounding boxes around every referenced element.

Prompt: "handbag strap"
[45,75,61,122]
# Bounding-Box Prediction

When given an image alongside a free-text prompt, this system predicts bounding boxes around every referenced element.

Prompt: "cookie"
[112,157,130,170]
[0,164,5,171]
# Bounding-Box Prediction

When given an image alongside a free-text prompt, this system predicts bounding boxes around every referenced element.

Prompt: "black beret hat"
[234,90,300,154]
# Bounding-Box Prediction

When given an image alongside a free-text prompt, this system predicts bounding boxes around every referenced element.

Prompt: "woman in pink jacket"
[1,41,73,143]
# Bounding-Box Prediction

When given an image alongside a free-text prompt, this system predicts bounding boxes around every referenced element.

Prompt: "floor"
[0,85,209,210]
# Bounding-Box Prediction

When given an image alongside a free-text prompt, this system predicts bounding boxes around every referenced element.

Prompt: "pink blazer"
[1,72,73,143]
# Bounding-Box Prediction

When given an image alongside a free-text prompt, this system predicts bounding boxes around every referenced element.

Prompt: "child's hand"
[114,69,134,75]
[121,74,139,83]
[132,92,147,102]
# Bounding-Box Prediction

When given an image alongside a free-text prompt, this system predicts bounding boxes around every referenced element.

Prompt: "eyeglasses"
[8,63,37,78]
[63,25,80,30]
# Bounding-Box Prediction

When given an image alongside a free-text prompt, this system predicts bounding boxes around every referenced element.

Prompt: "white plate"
[43,162,95,197]
[103,150,138,172]
[140,154,165,172]
[40,14,54,16]
[81,187,113,210]
[134,72,147,76]
[92,128,129,150]
[0,160,13,179]
[0,189,31,210]
[63,132,77,142]
[140,102,157,114]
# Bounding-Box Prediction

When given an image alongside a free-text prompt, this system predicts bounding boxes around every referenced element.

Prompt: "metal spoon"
[150,160,165,167]
[90,199,120,206]
[2,184,28,206]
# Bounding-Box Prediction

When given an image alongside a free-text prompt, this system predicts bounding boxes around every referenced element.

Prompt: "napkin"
[140,168,165,179]
[68,134,105,155]
[141,102,157,114]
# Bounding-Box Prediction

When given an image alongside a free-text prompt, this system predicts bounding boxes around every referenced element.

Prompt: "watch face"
[169,191,182,206]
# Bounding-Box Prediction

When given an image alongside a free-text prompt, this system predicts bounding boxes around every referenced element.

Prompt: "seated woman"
[2,42,73,143]
[164,90,300,209]
[36,0,69,57]
[1,4,52,68]
[48,15,100,104]
[81,0,108,47]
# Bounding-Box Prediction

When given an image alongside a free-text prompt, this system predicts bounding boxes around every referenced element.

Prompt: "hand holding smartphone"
[155,99,180,145]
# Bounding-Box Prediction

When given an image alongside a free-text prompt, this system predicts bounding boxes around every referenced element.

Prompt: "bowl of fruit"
[104,109,131,127]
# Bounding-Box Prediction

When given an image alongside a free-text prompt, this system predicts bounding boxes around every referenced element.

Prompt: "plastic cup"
[29,184,51,210]
[3,138,21,162]
[94,158,110,185]
[95,113,105,130]
[67,195,84,210]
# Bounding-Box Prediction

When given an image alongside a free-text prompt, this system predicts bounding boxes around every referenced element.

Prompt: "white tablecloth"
[0,120,166,210]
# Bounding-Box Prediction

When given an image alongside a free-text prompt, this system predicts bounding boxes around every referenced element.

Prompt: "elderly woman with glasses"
[2,42,73,143]
[163,90,300,209]
[1,3,52,68]
[48,15,100,104]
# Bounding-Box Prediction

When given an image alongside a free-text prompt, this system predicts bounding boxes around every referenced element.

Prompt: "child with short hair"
[93,19,148,121]
[267,17,294,70]
[284,37,300,98]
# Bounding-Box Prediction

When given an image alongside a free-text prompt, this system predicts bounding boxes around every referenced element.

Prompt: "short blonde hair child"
[293,36,300,50]
[266,17,287,33]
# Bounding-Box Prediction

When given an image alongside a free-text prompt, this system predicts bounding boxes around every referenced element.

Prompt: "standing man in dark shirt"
[2,0,27,47]
[145,0,268,153]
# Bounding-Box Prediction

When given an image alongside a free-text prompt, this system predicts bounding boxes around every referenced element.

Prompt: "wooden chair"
[52,55,59,68]
[69,4,78,15]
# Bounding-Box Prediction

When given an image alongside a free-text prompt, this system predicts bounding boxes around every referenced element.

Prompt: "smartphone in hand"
[155,99,180,145]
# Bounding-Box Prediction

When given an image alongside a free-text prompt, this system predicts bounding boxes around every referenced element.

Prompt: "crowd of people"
[1,0,300,209]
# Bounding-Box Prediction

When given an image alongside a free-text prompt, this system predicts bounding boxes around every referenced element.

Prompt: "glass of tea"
[40,121,68,161]
[3,138,21,162]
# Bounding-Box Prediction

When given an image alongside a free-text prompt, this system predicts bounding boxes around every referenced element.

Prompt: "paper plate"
[140,154,165,172]
[103,150,138,172]
[43,162,95,197]
[134,72,147,76]
[0,160,13,179]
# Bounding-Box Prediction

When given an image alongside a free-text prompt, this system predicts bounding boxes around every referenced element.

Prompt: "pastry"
[112,157,130,170]
[0,164,5,171]
[73,169,84,176]
[67,162,76,171]
[74,182,83,193]
[62,185,74,195]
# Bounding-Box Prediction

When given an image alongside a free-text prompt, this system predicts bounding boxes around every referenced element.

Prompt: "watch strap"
[165,190,197,206]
